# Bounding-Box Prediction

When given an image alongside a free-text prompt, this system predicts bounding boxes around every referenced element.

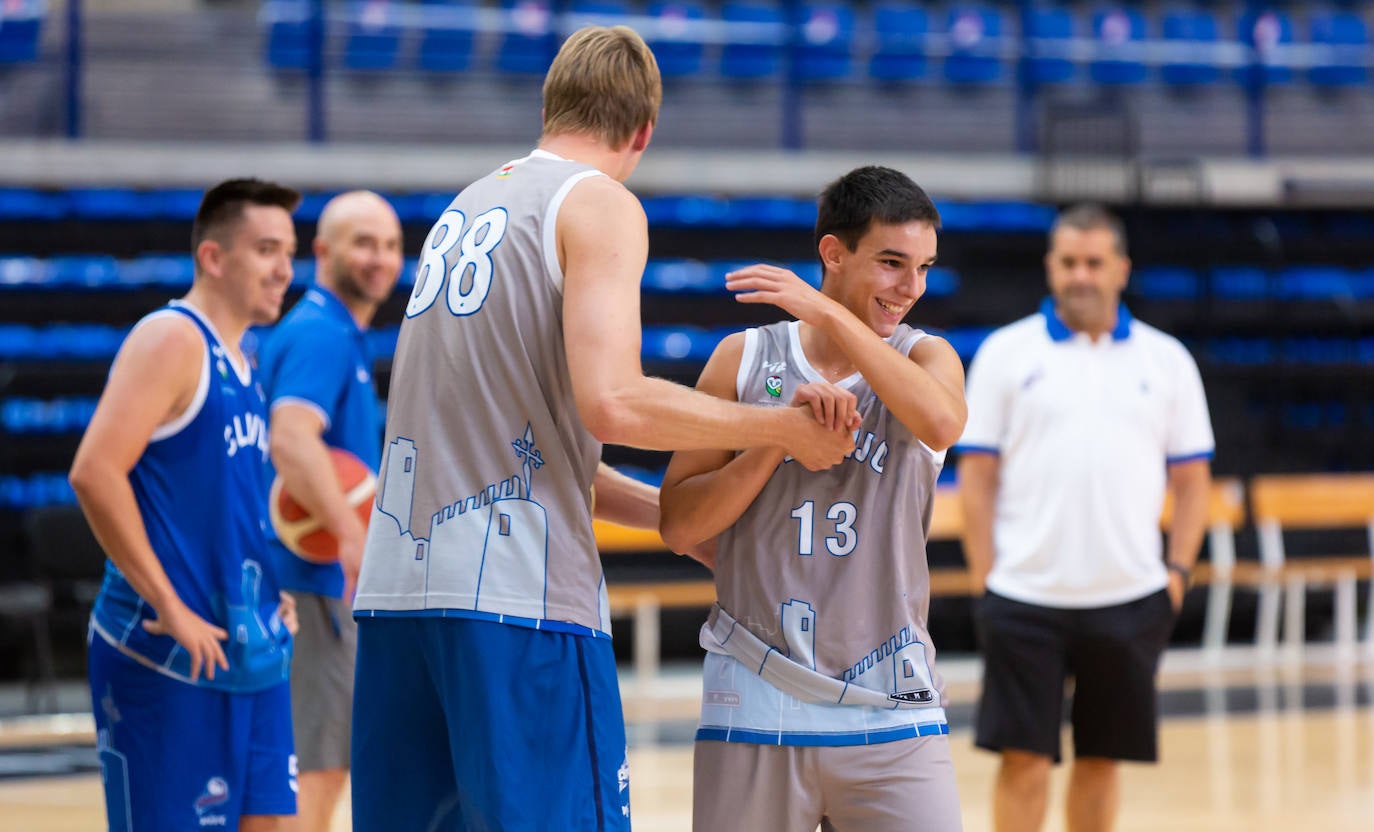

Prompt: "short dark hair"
[815,166,941,255]
[1051,203,1128,257]
[191,178,301,253]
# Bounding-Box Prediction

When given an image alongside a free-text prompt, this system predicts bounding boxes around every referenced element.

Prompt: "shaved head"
[313,190,404,321]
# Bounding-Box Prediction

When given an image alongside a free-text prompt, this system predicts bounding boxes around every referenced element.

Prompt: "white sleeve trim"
[271,396,332,432]
[141,311,209,443]
[897,327,930,356]
[735,328,759,401]
[542,169,608,294]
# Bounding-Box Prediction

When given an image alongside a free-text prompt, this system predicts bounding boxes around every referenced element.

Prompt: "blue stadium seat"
[497,0,556,75]
[1309,11,1368,87]
[0,324,39,359]
[1276,265,1355,299]
[118,255,195,288]
[344,1,403,71]
[1023,7,1075,85]
[868,3,927,83]
[647,1,707,78]
[567,0,629,26]
[1161,9,1221,86]
[943,327,993,361]
[720,2,786,80]
[1211,266,1270,299]
[263,0,313,71]
[943,6,1004,85]
[642,195,732,226]
[40,324,125,359]
[1090,8,1148,86]
[642,326,723,362]
[0,1,43,64]
[1282,337,1352,365]
[925,266,959,298]
[151,189,206,220]
[0,256,47,287]
[67,188,158,220]
[1236,10,1295,86]
[1134,266,1202,300]
[0,188,65,220]
[417,1,477,73]
[1207,336,1274,365]
[794,3,855,82]
[641,260,717,293]
[366,327,399,359]
[292,258,317,287]
[47,255,119,288]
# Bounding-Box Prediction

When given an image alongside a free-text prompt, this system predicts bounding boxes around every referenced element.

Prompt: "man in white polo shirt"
[956,203,1213,832]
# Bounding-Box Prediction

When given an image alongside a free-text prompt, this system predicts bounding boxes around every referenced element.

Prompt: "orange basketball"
[269,448,375,564]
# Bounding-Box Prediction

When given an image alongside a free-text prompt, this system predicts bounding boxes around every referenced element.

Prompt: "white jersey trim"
[787,321,862,389]
[271,396,332,432]
[542,169,607,295]
[735,328,760,401]
[170,300,251,385]
[135,310,210,444]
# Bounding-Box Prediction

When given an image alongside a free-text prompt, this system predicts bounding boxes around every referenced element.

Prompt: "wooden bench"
[1246,473,1374,658]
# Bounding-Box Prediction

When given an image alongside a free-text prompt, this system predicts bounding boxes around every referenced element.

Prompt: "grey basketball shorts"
[288,592,357,771]
[693,735,963,832]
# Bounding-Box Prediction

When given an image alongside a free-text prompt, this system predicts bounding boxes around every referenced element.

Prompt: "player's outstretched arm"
[660,334,792,553]
[269,403,366,597]
[559,179,853,472]
[591,462,716,567]
[68,316,229,681]
[727,264,967,450]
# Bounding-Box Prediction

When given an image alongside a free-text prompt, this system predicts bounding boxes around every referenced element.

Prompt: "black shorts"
[974,588,1175,764]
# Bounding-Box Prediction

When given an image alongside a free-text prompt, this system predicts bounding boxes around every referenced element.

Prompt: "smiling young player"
[660,166,968,832]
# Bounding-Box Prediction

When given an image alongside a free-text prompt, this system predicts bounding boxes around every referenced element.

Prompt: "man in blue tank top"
[71,178,303,832]
[258,191,402,832]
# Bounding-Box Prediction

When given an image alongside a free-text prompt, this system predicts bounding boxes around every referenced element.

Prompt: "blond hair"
[542,26,662,149]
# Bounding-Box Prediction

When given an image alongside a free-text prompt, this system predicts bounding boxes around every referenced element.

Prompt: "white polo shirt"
[957,299,1214,609]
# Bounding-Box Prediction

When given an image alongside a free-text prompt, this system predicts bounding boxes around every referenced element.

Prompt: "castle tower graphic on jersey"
[373,424,550,609]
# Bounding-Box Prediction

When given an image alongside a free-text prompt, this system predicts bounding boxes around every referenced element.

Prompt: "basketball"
[269,448,375,564]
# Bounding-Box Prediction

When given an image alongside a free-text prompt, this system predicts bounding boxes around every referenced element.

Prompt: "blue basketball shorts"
[88,633,297,830]
[351,616,631,832]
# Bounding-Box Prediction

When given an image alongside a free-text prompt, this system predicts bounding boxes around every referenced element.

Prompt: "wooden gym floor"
[2,649,1372,831]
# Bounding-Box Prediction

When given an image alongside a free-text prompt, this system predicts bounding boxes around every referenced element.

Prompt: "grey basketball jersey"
[355,149,612,636]
[698,320,949,742]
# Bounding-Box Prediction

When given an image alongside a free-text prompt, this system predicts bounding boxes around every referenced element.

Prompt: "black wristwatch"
[1166,562,1192,587]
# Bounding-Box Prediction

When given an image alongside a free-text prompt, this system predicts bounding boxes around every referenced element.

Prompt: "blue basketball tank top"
[90,302,293,693]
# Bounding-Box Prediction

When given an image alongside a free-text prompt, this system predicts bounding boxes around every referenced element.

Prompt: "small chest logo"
[765,375,783,398]
[497,163,515,179]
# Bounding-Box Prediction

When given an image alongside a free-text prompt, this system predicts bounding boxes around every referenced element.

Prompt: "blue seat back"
[720,2,785,80]
[1024,8,1074,85]
[344,0,403,71]
[497,0,556,75]
[1309,12,1368,87]
[647,1,708,78]
[417,0,477,73]
[1236,11,1294,86]
[1161,10,1220,86]
[943,7,1003,85]
[1090,8,1148,86]
[794,3,855,81]
[868,3,927,82]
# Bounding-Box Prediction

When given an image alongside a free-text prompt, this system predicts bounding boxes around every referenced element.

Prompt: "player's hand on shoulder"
[142,600,229,682]
[791,381,862,433]
[726,264,836,325]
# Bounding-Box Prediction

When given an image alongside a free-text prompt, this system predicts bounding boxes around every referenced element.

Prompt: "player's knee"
[1001,749,1052,785]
